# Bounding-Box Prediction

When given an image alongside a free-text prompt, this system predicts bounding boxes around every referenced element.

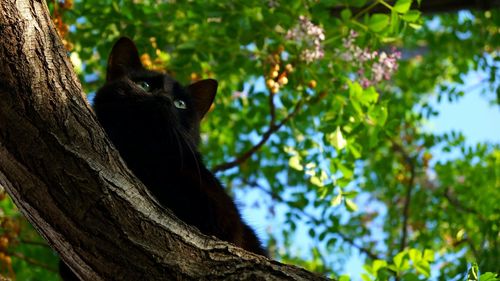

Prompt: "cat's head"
[94,37,217,149]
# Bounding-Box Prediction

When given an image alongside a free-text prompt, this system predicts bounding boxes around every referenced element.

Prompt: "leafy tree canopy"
[0,0,498,280]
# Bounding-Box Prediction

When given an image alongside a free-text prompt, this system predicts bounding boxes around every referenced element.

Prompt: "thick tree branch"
[0,1,330,280]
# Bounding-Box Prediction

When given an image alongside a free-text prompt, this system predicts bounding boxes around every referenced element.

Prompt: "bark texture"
[0,1,329,280]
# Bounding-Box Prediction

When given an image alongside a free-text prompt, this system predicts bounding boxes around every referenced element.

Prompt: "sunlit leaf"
[328,127,347,150]
[310,176,324,187]
[408,249,422,263]
[401,10,421,22]
[415,261,430,278]
[479,272,500,281]
[423,249,434,262]
[339,275,350,281]
[345,199,358,212]
[393,0,412,14]
[331,193,342,206]
[289,155,303,171]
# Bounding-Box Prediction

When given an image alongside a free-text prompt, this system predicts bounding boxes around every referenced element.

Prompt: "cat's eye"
[136,81,151,92]
[174,99,187,109]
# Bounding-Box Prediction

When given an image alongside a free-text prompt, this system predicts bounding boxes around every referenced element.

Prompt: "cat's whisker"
[177,129,203,187]
[172,128,184,169]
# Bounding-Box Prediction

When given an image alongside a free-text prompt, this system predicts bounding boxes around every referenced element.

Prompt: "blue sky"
[425,71,500,145]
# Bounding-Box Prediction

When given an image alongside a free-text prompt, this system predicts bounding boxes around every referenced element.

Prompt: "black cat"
[60,37,266,280]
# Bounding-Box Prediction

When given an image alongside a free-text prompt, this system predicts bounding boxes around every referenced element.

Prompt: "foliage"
[0,189,59,280]
[1,0,499,280]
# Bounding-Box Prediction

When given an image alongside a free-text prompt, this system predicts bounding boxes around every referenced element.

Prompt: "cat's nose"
[155,94,173,104]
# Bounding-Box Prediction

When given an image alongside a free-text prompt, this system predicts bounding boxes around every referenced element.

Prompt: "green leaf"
[409,23,422,29]
[390,10,400,34]
[368,14,390,32]
[360,86,379,105]
[338,162,353,179]
[393,0,412,14]
[348,143,362,159]
[479,272,500,281]
[310,176,324,187]
[386,264,398,273]
[408,248,422,262]
[393,251,407,269]
[372,260,387,272]
[363,264,373,275]
[361,273,372,281]
[342,190,359,198]
[345,199,358,212]
[349,81,363,100]
[401,10,421,22]
[368,105,388,126]
[331,193,342,206]
[401,272,420,281]
[328,127,347,150]
[289,155,303,171]
[415,260,430,278]
[339,275,350,281]
[423,249,434,262]
[341,9,352,21]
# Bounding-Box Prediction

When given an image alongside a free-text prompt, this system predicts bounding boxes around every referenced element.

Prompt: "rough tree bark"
[0,1,329,280]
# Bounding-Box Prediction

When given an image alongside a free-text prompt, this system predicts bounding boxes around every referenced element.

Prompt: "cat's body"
[96,37,266,254]
[60,37,265,280]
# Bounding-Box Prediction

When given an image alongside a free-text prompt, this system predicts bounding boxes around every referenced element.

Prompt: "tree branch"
[443,187,486,221]
[390,140,416,252]
[269,89,277,126]
[18,238,52,248]
[0,1,331,280]
[10,252,57,272]
[212,99,304,173]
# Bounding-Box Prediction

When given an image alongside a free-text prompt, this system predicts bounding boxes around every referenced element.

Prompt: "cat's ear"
[187,79,218,119]
[106,37,143,81]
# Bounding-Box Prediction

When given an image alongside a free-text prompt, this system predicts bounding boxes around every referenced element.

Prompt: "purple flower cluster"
[286,16,325,63]
[339,30,402,88]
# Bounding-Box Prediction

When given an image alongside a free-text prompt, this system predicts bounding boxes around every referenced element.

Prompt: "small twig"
[269,91,276,126]
[466,238,480,262]
[443,188,486,221]
[400,167,415,252]
[18,238,51,248]
[212,99,304,173]
[390,140,416,252]
[10,252,57,272]
[335,232,380,260]
[353,0,381,20]
[378,0,393,10]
